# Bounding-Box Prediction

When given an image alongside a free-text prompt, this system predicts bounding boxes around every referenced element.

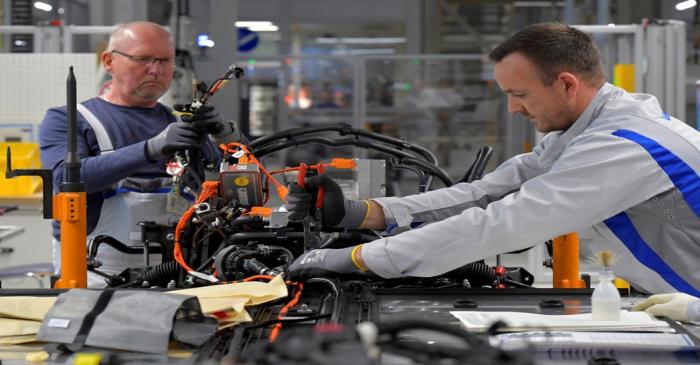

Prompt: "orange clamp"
[552,232,586,289]
[53,192,87,288]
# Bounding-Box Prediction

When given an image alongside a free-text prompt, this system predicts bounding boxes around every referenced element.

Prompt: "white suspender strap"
[76,103,114,154]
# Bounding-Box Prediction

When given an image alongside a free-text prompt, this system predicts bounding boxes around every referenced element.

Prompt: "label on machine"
[219,164,264,207]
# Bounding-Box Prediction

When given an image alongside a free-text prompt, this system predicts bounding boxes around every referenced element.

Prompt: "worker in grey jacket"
[286,22,700,296]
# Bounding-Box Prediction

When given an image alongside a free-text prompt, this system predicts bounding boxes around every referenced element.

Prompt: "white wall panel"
[0,54,97,135]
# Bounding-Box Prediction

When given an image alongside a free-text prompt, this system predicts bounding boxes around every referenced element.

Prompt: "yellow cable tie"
[172,111,193,117]
[350,244,368,272]
[359,200,372,228]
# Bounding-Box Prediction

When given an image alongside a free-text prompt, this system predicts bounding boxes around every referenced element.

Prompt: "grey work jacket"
[363,83,700,295]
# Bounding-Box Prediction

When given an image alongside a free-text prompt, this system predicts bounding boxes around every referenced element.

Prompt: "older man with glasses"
[39,21,243,287]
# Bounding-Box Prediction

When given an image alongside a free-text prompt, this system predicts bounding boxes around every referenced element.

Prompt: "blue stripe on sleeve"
[612,129,700,218]
[604,212,700,296]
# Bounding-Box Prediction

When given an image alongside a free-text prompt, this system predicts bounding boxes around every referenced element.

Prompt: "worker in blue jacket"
[39,21,242,287]
[286,23,700,296]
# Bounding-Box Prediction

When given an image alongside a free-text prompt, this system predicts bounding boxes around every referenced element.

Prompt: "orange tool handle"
[552,232,586,289]
[297,163,324,209]
[297,163,307,186]
[53,192,87,288]
[315,165,325,209]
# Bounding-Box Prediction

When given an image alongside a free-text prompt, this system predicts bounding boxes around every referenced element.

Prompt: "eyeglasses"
[111,50,176,66]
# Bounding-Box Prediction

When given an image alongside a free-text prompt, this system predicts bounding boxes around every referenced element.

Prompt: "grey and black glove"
[284,174,368,227]
[174,104,242,144]
[287,246,365,281]
[145,121,204,161]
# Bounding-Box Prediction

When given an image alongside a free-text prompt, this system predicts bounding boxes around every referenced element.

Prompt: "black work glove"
[174,104,242,144]
[145,121,204,161]
[284,174,346,226]
[287,246,364,281]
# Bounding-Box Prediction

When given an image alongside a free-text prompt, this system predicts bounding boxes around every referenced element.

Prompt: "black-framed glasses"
[111,50,176,66]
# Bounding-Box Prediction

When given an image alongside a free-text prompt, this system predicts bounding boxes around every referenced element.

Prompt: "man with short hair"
[39,21,242,286]
[286,23,700,296]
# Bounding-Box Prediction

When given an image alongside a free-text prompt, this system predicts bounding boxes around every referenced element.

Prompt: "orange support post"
[552,232,586,289]
[53,192,87,288]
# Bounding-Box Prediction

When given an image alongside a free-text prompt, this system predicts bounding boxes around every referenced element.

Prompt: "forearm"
[369,143,546,229]
[359,200,386,229]
[53,141,154,193]
[690,300,700,323]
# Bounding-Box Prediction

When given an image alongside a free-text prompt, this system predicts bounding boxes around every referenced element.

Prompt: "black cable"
[247,123,450,187]
[395,164,429,192]
[470,146,493,181]
[250,123,438,163]
[374,319,530,364]
[253,137,452,186]
[244,313,332,329]
[503,278,533,288]
[458,145,493,184]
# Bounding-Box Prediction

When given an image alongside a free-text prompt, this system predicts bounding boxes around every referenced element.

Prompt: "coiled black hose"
[446,261,496,286]
[143,261,181,285]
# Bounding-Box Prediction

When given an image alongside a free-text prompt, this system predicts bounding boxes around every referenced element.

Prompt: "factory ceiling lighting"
[676,0,697,10]
[316,37,406,44]
[513,1,565,7]
[33,1,53,11]
[235,21,279,32]
[330,48,396,56]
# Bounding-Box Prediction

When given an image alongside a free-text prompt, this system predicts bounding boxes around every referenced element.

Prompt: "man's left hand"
[633,292,699,322]
[175,104,242,144]
[175,104,226,135]
[287,246,366,281]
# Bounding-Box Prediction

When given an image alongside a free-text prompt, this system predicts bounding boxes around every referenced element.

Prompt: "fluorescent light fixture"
[235,21,273,27]
[235,21,279,32]
[676,0,697,10]
[329,48,396,56]
[317,37,406,45]
[513,1,565,7]
[34,1,53,11]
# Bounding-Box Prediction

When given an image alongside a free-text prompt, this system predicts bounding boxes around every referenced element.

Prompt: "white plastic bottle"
[591,270,621,321]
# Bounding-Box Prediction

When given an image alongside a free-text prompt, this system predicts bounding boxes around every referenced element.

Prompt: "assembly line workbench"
[1,281,700,364]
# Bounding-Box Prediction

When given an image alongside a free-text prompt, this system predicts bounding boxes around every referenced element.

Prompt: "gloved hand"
[632,292,700,322]
[145,121,203,161]
[284,182,314,221]
[284,174,368,227]
[174,104,241,144]
[287,246,366,281]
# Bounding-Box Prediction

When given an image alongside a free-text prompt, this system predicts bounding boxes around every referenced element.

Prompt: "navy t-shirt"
[39,97,221,240]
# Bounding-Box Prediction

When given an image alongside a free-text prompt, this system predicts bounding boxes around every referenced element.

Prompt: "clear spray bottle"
[591,251,621,321]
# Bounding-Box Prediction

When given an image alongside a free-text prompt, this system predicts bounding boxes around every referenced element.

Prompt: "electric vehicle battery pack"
[219,164,264,207]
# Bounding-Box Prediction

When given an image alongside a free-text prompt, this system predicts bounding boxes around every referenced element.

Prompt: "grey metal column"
[671,21,687,122]
[564,0,575,24]
[405,0,422,54]
[597,0,609,25]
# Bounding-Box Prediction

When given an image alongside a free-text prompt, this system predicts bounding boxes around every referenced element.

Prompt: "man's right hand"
[145,121,204,161]
[285,174,346,226]
[287,246,369,281]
